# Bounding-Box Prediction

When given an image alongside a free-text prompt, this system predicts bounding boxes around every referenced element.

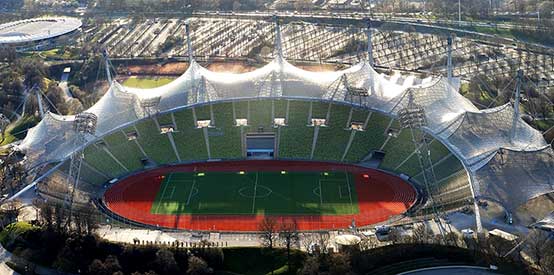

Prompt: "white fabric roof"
[18,56,554,211]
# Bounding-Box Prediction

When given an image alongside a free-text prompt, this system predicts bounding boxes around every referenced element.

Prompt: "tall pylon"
[511,69,523,140]
[366,19,375,95]
[446,34,453,90]
[273,15,284,62]
[185,19,195,62]
[102,49,113,84]
[63,112,98,228]
[366,19,374,67]
[398,91,452,240]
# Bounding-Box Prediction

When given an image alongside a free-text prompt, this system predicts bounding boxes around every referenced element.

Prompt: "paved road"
[59,71,73,101]
[400,266,500,275]
[0,244,19,275]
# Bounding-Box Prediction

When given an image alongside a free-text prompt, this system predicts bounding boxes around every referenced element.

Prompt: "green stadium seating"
[58,159,108,186]
[102,128,144,172]
[172,109,209,161]
[273,99,288,119]
[209,103,243,159]
[394,139,452,177]
[134,117,178,164]
[379,127,420,172]
[233,101,249,120]
[311,101,329,119]
[343,111,390,162]
[279,100,313,159]
[76,98,471,209]
[194,104,211,121]
[248,100,273,128]
[313,104,351,160]
[79,162,110,185]
[83,143,126,178]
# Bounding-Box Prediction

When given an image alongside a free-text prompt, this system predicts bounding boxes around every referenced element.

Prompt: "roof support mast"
[102,49,112,84]
[366,19,374,67]
[447,35,453,90]
[185,20,194,62]
[366,19,374,95]
[511,69,523,140]
[272,15,285,98]
[274,15,284,62]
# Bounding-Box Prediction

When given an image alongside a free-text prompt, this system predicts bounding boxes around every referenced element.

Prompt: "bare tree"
[359,236,379,251]
[301,232,330,254]
[279,220,299,273]
[0,200,20,229]
[187,255,210,275]
[388,227,403,244]
[445,231,463,247]
[82,206,99,235]
[411,223,434,244]
[526,229,554,273]
[0,151,26,195]
[258,217,278,249]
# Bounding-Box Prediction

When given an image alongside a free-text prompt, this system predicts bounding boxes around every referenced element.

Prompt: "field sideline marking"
[251,172,259,214]
[345,171,354,213]
[169,186,176,199]
[318,179,323,205]
[155,173,173,213]
[186,179,197,206]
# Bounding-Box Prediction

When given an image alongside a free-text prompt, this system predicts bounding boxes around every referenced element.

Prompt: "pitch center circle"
[238,185,272,198]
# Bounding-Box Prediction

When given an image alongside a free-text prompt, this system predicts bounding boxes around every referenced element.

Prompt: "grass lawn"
[150,170,358,215]
[122,76,175,88]
[0,222,36,246]
[1,115,39,150]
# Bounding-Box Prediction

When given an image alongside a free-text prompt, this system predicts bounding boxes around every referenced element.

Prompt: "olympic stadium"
[0,17,81,50]
[12,19,554,234]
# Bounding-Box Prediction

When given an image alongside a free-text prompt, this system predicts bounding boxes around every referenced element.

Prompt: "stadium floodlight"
[310,118,327,127]
[398,90,452,238]
[64,112,98,227]
[235,119,248,127]
[273,118,286,127]
[140,96,161,117]
[398,92,426,129]
[346,87,369,97]
[73,112,98,135]
[350,122,364,131]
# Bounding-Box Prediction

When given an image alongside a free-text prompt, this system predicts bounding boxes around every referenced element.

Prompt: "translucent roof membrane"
[17,56,554,211]
[474,147,554,212]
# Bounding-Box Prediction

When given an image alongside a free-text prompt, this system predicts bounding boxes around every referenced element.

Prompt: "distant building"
[0,17,81,51]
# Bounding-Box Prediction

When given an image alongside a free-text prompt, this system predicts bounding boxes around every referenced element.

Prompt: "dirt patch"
[206,62,258,73]
[297,63,341,72]
[118,61,343,77]
[122,62,189,76]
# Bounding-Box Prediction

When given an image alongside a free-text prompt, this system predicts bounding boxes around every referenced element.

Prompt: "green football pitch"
[150,171,359,215]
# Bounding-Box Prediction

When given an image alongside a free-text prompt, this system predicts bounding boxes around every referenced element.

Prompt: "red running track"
[103,160,417,231]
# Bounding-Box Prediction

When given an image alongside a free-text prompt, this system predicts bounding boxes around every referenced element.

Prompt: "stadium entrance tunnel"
[102,160,418,231]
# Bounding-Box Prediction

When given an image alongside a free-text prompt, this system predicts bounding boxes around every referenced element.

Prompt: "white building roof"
[0,17,81,44]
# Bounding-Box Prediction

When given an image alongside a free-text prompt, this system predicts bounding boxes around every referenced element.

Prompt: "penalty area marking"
[186,179,198,206]
[155,173,173,213]
[344,171,354,213]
